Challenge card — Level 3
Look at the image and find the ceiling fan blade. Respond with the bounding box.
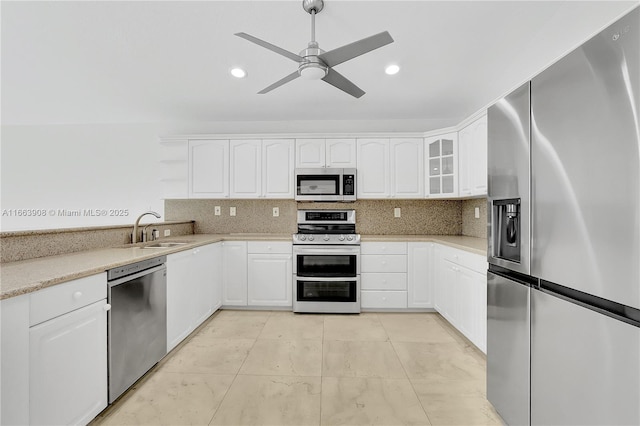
[258,71,301,94]
[322,68,365,98]
[318,31,394,67]
[235,32,304,63]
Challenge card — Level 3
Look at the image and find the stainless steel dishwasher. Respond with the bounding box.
[107,256,167,403]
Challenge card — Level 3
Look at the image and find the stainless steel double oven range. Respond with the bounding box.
[292,210,361,313]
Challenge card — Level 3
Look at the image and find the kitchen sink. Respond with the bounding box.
[142,242,190,249]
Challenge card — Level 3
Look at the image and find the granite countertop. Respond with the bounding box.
[0,233,486,300]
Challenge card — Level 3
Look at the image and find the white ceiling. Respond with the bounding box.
[1,1,637,132]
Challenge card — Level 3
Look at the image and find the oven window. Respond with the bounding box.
[297,280,357,302]
[297,254,357,277]
[297,175,339,195]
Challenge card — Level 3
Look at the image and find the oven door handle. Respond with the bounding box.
[293,247,361,255]
[294,276,360,282]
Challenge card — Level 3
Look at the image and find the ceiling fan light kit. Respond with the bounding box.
[234,0,394,98]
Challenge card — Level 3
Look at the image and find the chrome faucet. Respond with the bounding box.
[132,211,161,243]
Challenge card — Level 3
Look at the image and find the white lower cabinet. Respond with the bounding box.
[361,242,408,309]
[433,244,487,353]
[407,242,435,308]
[28,273,108,426]
[222,241,248,306]
[247,242,292,307]
[167,243,221,352]
[30,299,108,426]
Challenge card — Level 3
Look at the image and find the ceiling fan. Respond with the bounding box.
[234,0,394,98]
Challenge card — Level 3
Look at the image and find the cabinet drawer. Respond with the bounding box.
[30,273,107,326]
[361,255,407,273]
[361,242,407,255]
[440,245,486,274]
[361,291,408,309]
[361,273,407,290]
[248,241,292,254]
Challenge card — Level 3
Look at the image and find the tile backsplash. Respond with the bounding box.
[165,199,481,236]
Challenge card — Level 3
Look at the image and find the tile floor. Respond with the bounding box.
[91,311,503,426]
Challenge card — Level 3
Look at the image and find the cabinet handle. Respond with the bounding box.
[73,291,82,300]
[104,304,112,312]
[268,246,272,250]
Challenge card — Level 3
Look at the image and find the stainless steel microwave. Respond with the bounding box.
[294,168,356,202]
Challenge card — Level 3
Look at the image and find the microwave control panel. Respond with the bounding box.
[343,174,355,195]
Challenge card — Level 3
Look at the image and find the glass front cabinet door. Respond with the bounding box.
[425,132,458,198]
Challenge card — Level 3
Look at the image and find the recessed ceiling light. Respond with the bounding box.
[385,64,400,75]
[230,67,247,78]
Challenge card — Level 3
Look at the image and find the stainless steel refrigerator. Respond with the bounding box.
[487,7,640,426]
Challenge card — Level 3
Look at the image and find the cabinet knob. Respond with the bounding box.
[73,291,82,300]
[268,246,272,250]
[104,304,112,312]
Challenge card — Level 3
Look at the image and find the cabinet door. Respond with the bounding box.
[30,300,108,426]
[192,244,218,326]
[189,140,229,198]
[295,139,326,167]
[357,138,390,198]
[472,268,487,353]
[391,138,424,198]
[263,139,294,198]
[458,125,473,197]
[211,243,223,311]
[222,241,248,306]
[247,254,292,306]
[326,138,357,168]
[458,115,487,197]
[230,140,262,198]
[167,249,196,351]
[407,242,433,308]
[457,265,476,340]
[425,133,458,198]
[471,115,488,195]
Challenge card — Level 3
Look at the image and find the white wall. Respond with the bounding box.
[0,124,165,231]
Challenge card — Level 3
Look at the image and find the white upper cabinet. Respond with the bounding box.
[295,138,356,168]
[390,138,424,198]
[231,139,294,198]
[425,132,458,198]
[230,140,262,198]
[189,140,229,198]
[358,138,423,199]
[295,139,325,167]
[458,114,488,197]
[326,139,357,168]
[357,138,390,198]
[263,139,295,198]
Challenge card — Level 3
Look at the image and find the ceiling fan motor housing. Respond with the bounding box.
[298,42,328,79]
[303,0,324,14]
